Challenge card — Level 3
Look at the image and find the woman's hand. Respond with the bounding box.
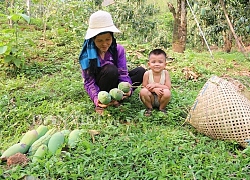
[122,90,132,100]
[97,100,119,108]
[97,101,109,108]
[97,90,132,108]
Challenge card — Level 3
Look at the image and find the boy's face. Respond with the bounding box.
[148,54,166,73]
[94,33,112,53]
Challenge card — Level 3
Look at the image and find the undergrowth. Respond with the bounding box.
[0,1,250,178]
[1,46,250,179]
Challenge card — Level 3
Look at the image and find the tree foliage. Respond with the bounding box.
[187,0,250,50]
[0,0,249,70]
[0,0,161,70]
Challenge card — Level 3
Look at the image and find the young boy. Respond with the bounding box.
[139,49,171,116]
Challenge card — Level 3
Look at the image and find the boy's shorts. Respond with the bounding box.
[139,92,159,108]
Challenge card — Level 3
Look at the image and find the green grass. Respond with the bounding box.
[1,1,250,179]
[1,45,250,179]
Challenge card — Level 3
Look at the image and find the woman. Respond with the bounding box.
[79,10,145,114]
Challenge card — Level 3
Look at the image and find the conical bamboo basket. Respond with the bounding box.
[186,76,250,147]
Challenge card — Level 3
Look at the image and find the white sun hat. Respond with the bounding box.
[85,10,121,39]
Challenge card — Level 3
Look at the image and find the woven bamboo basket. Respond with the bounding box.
[186,75,250,147]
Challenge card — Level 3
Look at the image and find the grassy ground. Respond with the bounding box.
[1,42,250,179]
[0,1,250,178]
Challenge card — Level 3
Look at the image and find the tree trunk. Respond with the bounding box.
[6,0,15,27]
[219,0,247,56]
[26,0,30,16]
[168,0,187,53]
[222,30,232,53]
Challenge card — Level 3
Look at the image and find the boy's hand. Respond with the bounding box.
[154,88,164,97]
[146,84,156,91]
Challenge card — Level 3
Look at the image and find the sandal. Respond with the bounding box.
[159,109,167,114]
[144,108,153,117]
[95,106,104,115]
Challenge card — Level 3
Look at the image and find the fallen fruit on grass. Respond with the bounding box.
[0,143,29,160]
[36,125,49,139]
[28,127,57,155]
[98,91,111,104]
[32,144,47,163]
[68,129,82,148]
[48,132,65,154]
[20,130,39,146]
[61,129,71,136]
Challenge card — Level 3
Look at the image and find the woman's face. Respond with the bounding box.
[94,32,112,53]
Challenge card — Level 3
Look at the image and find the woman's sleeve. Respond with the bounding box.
[116,44,132,84]
[82,70,99,106]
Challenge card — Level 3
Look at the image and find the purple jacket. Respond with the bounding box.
[82,44,132,106]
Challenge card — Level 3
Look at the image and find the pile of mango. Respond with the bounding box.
[98,82,131,104]
[0,125,83,163]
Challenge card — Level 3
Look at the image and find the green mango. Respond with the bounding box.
[98,91,111,104]
[68,129,82,148]
[32,144,47,163]
[118,82,131,93]
[36,125,49,139]
[0,143,29,160]
[48,132,65,154]
[20,130,38,146]
[109,88,123,101]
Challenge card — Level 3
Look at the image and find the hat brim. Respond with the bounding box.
[85,25,121,39]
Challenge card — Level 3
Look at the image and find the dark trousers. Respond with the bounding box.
[96,64,145,92]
